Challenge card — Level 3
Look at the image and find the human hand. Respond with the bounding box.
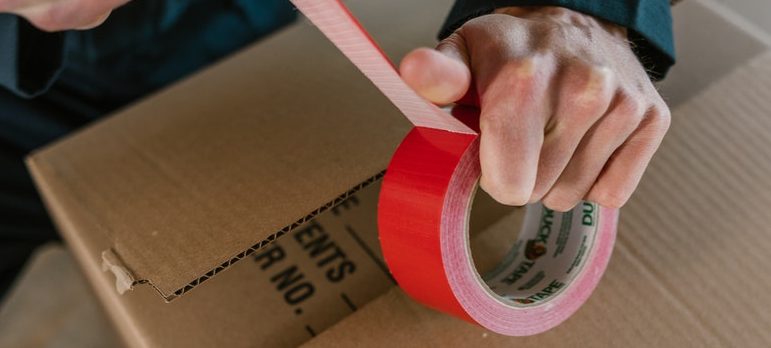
[0,0,129,31]
[400,6,671,211]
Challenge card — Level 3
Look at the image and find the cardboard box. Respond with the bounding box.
[23,0,771,347]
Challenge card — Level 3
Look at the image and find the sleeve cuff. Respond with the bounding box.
[440,0,675,80]
[0,14,66,98]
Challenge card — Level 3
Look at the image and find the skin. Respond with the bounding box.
[401,7,671,211]
[2,3,671,211]
[0,0,127,31]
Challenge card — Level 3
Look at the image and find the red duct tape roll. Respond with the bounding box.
[291,0,619,336]
[379,116,619,335]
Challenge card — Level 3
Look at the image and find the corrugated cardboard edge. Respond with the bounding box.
[26,151,386,301]
[159,171,386,301]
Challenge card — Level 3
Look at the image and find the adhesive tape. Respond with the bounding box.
[291,0,619,336]
[378,112,619,336]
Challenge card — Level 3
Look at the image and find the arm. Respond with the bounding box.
[400,1,674,211]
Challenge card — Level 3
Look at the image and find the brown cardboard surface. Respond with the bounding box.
[303,52,771,347]
[25,0,453,301]
[0,244,122,348]
[657,0,769,106]
[95,183,397,347]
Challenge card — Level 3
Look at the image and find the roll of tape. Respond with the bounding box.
[291,0,619,336]
[379,113,619,335]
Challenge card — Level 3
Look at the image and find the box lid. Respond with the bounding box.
[25,0,443,301]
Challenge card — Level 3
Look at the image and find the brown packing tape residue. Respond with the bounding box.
[101,249,136,295]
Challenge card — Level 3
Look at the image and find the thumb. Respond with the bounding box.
[399,33,471,105]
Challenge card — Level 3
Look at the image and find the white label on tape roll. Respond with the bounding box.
[481,202,598,306]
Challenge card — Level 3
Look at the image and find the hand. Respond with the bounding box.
[400,6,671,211]
[0,0,129,31]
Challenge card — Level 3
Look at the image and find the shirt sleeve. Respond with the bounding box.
[0,14,66,98]
[440,0,675,80]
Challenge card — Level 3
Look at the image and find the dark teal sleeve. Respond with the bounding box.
[441,0,675,80]
[0,14,66,98]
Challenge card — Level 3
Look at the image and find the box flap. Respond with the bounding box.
[25,0,442,300]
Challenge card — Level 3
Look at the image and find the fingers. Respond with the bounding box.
[400,33,471,105]
[11,0,127,32]
[529,63,615,202]
[542,91,647,211]
[478,55,555,206]
[585,104,670,208]
[439,9,670,210]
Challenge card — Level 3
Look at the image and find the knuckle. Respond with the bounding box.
[507,58,538,81]
[584,64,615,85]
[561,63,614,116]
[552,66,615,134]
[652,104,672,132]
[502,55,553,83]
[625,98,647,118]
[616,92,647,123]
